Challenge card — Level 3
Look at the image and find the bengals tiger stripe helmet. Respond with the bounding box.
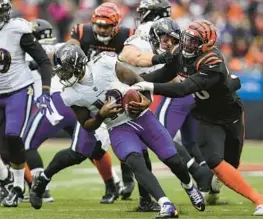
[91,2,121,43]
[181,20,217,58]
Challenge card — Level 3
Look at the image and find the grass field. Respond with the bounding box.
[0,139,262,219]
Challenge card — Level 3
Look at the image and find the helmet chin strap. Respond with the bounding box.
[38,37,56,45]
[182,50,197,58]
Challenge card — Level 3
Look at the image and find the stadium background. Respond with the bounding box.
[11,0,263,140]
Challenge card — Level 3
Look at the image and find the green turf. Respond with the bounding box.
[0,140,262,219]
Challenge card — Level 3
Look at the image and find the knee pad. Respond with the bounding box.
[206,154,223,169]
[6,135,25,165]
[69,149,87,164]
[90,141,105,160]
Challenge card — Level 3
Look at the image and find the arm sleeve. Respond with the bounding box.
[153,71,221,97]
[141,63,177,83]
[20,33,52,88]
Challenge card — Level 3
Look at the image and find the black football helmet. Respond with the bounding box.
[136,0,171,25]
[0,0,11,30]
[30,19,56,44]
[149,17,181,54]
[53,44,88,87]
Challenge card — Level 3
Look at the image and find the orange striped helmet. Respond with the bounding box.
[181,20,217,58]
[91,2,121,42]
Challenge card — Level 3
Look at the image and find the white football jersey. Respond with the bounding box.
[0,18,34,94]
[120,22,163,75]
[26,43,65,99]
[61,52,134,129]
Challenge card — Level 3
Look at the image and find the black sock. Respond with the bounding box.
[163,154,191,184]
[120,161,134,183]
[190,144,205,164]
[126,153,165,201]
[26,149,44,170]
[138,150,152,199]
[44,148,86,179]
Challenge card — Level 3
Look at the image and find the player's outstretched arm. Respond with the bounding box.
[20,33,52,90]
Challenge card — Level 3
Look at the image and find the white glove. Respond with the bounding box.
[131,81,154,92]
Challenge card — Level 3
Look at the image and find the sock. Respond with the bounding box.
[12,168,25,191]
[158,197,171,206]
[190,144,206,164]
[41,172,50,181]
[213,160,263,205]
[93,151,113,181]
[181,179,194,189]
[24,163,32,188]
[120,161,134,183]
[111,167,121,184]
[0,158,8,181]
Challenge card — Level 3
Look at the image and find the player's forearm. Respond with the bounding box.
[119,47,154,67]
[141,65,176,83]
[83,114,104,132]
[153,79,199,97]
[21,33,52,89]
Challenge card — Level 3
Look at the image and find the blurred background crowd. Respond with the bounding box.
[10,0,263,74]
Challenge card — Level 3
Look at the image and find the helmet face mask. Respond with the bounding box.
[0,0,11,29]
[181,20,217,58]
[149,18,181,54]
[54,44,87,88]
[91,2,121,43]
[31,19,56,45]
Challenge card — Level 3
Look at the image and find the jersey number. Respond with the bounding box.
[0,48,11,73]
[92,89,123,120]
[193,90,210,100]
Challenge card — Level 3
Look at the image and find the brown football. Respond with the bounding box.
[122,89,141,117]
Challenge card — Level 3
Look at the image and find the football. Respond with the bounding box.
[122,89,141,117]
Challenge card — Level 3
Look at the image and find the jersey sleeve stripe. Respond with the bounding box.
[207,59,222,65]
[204,56,222,65]
[78,24,84,40]
[196,52,216,71]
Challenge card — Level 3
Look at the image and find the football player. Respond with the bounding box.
[119,15,213,195]
[24,18,121,205]
[30,43,206,218]
[68,2,135,198]
[0,0,52,207]
[132,20,263,216]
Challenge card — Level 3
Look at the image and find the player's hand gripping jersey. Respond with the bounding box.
[61,52,135,129]
[0,18,34,93]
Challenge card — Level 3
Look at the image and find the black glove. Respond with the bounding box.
[151,51,174,65]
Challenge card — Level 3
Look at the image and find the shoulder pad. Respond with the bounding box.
[9,18,32,34]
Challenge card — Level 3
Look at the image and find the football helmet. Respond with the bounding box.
[54,44,87,87]
[91,2,121,43]
[136,0,171,25]
[181,20,217,58]
[30,19,56,45]
[0,0,11,30]
[149,17,181,54]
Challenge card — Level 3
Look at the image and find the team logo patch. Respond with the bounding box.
[27,87,34,95]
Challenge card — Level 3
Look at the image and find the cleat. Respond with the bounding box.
[156,202,178,218]
[182,183,205,211]
[0,170,13,203]
[30,172,49,210]
[211,175,223,193]
[121,181,135,200]
[1,186,23,207]
[42,190,54,203]
[136,196,161,212]
[253,204,263,216]
[206,190,227,205]
[115,181,124,196]
[100,184,118,204]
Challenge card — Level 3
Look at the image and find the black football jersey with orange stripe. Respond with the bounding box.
[144,47,243,124]
[71,23,134,60]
